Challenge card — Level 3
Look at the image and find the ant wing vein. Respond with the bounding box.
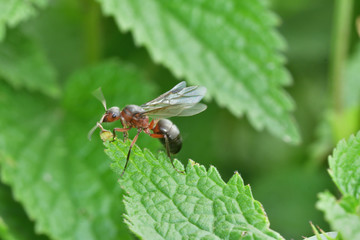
[142,103,207,118]
[140,81,207,118]
[142,84,206,107]
[144,81,187,105]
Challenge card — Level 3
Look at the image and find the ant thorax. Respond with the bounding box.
[121,105,149,128]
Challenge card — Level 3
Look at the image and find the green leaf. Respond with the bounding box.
[0,0,48,41]
[104,139,284,240]
[0,60,157,240]
[0,217,17,240]
[21,0,95,78]
[304,222,339,240]
[328,131,360,199]
[317,192,360,240]
[317,132,360,240]
[0,29,60,98]
[97,0,300,144]
[0,183,47,240]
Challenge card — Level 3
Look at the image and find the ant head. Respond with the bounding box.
[88,88,121,140]
[91,88,122,123]
[103,106,121,122]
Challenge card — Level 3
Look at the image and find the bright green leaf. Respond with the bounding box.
[317,132,360,240]
[97,0,300,144]
[0,60,158,240]
[0,0,48,41]
[0,29,59,98]
[104,139,284,240]
[328,131,360,199]
[317,192,360,240]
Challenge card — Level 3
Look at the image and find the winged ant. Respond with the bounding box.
[88,81,207,176]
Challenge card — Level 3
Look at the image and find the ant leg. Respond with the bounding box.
[164,135,184,174]
[149,119,159,130]
[112,127,132,141]
[123,131,129,141]
[120,128,142,177]
[97,122,109,132]
[149,133,164,138]
[88,122,109,140]
[150,134,184,174]
[119,118,129,141]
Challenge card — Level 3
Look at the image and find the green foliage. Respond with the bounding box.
[0,60,158,240]
[303,223,339,240]
[344,42,360,109]
[317,192,360,240]
[328,132,360,198]
[331,42,360,142]
[0,183,48,240]
[317,132,360,240]
[0,217,16,240]
[0,30,59,98]
[310,42,360,163]
[0,0,359,239]
[0,0,48,41]
[105,139,284,240]
[96,0,300,144]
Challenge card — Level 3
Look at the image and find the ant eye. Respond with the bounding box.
[112,114,117,118]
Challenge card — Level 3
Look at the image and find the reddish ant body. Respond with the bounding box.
[88,81,206,176]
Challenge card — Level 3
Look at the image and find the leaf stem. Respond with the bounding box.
[82,0,103,64]
[330,0,354,113]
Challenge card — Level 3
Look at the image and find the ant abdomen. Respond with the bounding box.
[156,119,182,154]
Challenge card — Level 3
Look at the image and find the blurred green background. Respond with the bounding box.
[1,0,360,239]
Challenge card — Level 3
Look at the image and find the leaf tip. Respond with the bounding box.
[227,171,245,186]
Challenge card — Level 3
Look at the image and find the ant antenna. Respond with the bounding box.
[92,87,107,110]
[88,116,106,140]
[88,88,108,140]
[88,123,99,140]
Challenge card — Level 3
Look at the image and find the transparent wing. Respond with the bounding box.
[142,82,206,107]
[140,81,207,118]
[142,103,207,118]
[92,87,107,110]
[143,81,187,106]
[177,103,207,116]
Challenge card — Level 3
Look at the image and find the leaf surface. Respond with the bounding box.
[0,60,157,240]
[0,0,47,41]
[317,192,360,240]
[317,131,360,240]
[328,131,360,198]
[0,217,16,240]
[0,183,47,240]
[0,30,59,98]
[105,139,284,240]
[97,0,300,144]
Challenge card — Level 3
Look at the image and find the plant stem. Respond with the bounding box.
[83,0,103,64]
[330,0,354,113]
